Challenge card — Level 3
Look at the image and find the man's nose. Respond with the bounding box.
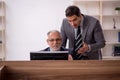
[53,40,57,44]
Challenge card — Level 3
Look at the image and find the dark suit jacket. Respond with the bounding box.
[60,15,106,60]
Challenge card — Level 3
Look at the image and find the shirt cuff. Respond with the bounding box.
[87,45,91,52]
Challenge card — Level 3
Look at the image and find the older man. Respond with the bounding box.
[42,30,73,60]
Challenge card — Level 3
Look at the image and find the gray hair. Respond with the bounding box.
[47,30,61,37]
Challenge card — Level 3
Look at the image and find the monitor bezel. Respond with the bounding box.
[30,51,69,60]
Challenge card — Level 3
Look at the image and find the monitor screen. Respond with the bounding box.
[30,51,68,60]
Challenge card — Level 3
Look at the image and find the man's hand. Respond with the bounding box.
[77,43,89,54]
[68,54,73,61]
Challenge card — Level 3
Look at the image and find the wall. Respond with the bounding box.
[5,0,73,60]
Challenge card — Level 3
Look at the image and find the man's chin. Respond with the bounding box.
[74,26,78,28]
[52,48,59,51]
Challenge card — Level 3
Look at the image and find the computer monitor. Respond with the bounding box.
[30,51,69,60]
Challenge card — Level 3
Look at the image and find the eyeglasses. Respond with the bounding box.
[48,38,62,42]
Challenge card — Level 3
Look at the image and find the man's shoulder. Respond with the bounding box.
[84,14,98,21]
[62,18,68,22]
[62,18,72,28]
[63,18,67,20]
[41,47,50,51]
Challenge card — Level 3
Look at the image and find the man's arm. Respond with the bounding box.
[90,20,106,51]
[60,19,67,47]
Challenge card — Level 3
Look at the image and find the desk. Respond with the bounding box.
[1,60,120,80]
[0,65,5,80]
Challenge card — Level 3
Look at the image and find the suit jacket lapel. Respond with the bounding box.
[82,15,89,41]
[47,47,50,51]
[72,27,75,39]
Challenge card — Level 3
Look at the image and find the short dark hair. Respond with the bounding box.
[65,5,81,17]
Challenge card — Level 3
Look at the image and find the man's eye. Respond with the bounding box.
[49,39,54,42]
[48,38,61,42]
[56,39,61,41]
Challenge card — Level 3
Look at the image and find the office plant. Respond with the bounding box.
[115,7,120,14]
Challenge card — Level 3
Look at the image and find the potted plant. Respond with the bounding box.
[115,7,120,14]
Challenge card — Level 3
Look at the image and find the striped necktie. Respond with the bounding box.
[75,26,83,52]
[74,26,83,59]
